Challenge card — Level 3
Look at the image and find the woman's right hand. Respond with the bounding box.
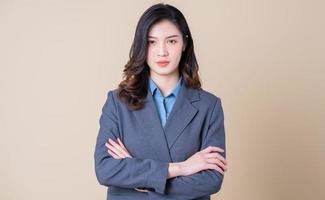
[180,146,228,176]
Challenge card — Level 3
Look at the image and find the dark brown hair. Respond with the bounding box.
[117,3,201,110]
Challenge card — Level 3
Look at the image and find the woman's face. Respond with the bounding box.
[146,19,185,79]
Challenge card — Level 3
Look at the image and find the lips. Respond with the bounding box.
[156,61,170,67]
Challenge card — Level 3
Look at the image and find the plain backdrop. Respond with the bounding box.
[1,0,324,199]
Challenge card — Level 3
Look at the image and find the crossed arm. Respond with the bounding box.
[94,91,227,199]
[106,138,226,192]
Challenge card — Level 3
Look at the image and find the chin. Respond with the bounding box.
[151,68,177,76]
[148,62,178,76]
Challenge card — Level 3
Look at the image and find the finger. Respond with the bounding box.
[207,158,227,171]
[106,142,126,158]
[107,148,120,159]
[204,153,228,165]
[117,138,130,154]
[109,138,125,152]
[106,143,120,158]
[207,164,224,175]
[108,138,129,157]
[117,138,132,158]
[203,146,225,153]
[117,138,127,149]
[105,144,120,159]
[201,146,224,153]
[135,188,149,192]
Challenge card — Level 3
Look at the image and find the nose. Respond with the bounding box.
[158,42,168,57]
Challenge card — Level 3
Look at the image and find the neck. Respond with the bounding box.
[150,71,180,97]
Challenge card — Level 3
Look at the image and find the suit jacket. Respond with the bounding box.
[94,82,226,200]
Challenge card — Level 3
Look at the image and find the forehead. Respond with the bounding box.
[148,19,182,38]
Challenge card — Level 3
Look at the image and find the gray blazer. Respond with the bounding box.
[94,83,226,200]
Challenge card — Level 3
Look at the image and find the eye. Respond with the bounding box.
[147,40,155,45]
[168,39,177,44]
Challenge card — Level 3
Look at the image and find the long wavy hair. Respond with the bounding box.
[117,3,201,110]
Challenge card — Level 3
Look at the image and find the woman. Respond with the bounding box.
[94,3,228,200]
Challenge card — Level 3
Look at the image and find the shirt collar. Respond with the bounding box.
[149,76,183,97]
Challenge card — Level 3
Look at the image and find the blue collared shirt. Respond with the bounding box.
[149,77,183,127]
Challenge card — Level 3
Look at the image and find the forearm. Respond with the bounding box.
[135,161,183,193]
[163,161,223,198]
[95,156,169,194]
[163,169,224,199]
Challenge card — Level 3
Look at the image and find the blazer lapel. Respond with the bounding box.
[133,89,172,162]
[133,83,200,162]
[163,83,200,150]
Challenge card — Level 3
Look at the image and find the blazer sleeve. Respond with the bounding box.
[160,97,226,199]
[94,91,169,194]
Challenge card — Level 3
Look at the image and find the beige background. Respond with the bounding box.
[1,0,324,199]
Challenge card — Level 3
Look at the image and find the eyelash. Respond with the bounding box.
[169,39,177,44]
[147,40,177,45]
[147,40,155,44]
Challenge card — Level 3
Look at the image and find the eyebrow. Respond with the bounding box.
[148,34,180,39]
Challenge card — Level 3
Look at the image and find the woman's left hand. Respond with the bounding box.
[105,138,132,159]
[105,138,148,193]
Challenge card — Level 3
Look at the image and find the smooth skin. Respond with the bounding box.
[106,19,228,192]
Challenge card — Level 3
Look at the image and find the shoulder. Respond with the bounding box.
[185,86,223,115]
[107,88,119,99]
[195,88,224,121]
[197,88,221,106]
[100,89,120,111]
[104,88,132,111]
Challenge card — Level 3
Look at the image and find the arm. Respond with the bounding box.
[161,98,226,199]
[94,91,169,194]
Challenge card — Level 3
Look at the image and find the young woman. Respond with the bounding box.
[94,3,228,200]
